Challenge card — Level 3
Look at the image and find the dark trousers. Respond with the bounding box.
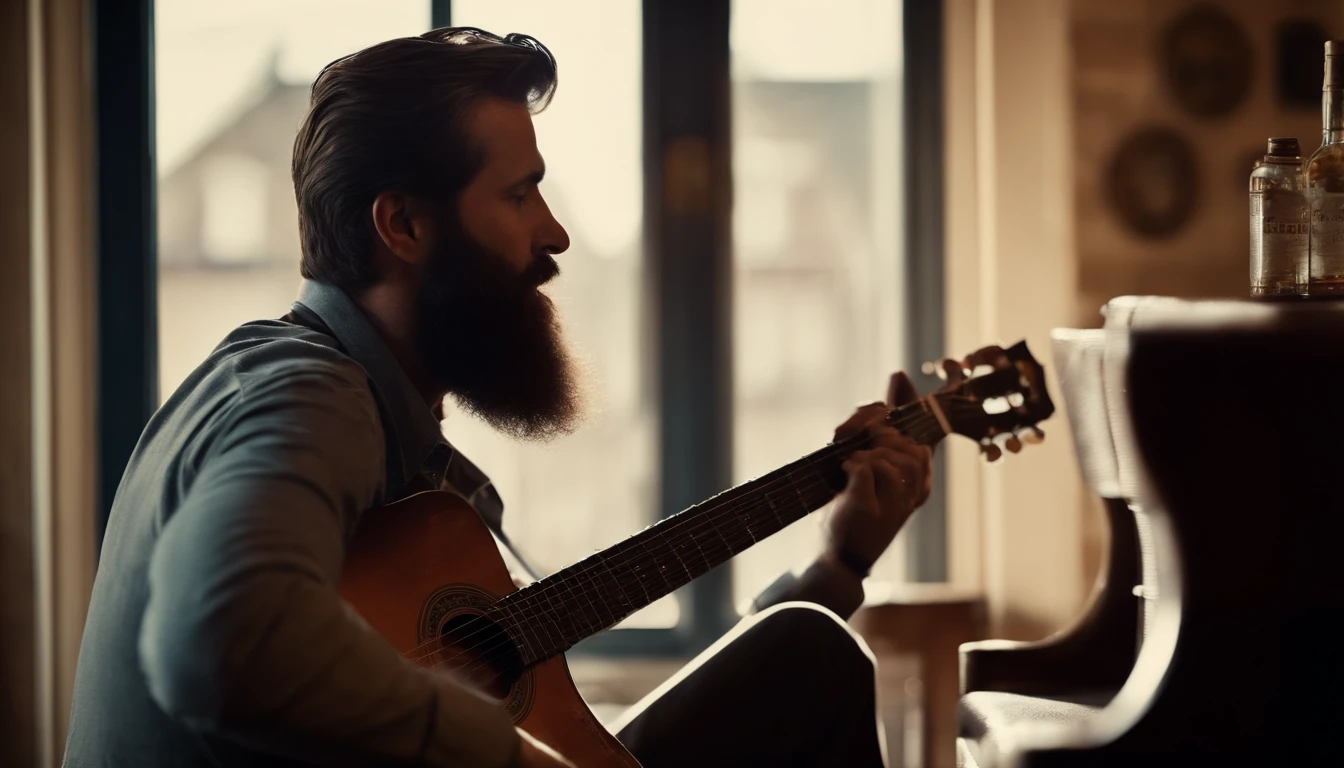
[611,603,887,768]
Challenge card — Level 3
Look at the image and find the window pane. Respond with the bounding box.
[730,0,907,608]
[157,1,429,398]
[416,2,669,626]
[156,1,664,625]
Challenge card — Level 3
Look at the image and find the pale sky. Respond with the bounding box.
[155,0,429,174]
[155,0,897,259]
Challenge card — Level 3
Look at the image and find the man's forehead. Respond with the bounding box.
[466,98,542,177]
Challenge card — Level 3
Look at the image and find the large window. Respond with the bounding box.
[730,0,907,605]
[445,0,666,626]
[152,0,921,644]
[155,0,667,628]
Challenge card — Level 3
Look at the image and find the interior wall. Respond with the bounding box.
[942,0,985,600]
[947,0,1341,640]
[0,0,36,764]
[944,0,1086,640]
[19,0,99,764]
[42,0,99,757]
[1073,0,1342,319]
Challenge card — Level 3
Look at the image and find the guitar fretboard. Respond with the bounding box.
[493,399,949,666]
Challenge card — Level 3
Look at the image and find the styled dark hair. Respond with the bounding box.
[292,27,557,288]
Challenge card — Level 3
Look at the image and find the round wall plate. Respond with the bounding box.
[1160,4,1254,119]
[1106,126,1200,238]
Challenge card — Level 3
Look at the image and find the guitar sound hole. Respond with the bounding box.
[437,613,523,701]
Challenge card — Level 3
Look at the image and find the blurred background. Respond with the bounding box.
[3,0,1338,766]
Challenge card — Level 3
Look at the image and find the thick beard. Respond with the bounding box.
[416,221,582,442]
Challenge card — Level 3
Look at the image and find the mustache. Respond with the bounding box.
[522,254,560,289]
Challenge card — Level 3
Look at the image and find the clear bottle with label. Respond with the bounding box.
[1250,138,1307,297]
[1307,41,1344,295]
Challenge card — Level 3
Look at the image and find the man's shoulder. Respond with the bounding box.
[163,319,377,421]
[180,321,387,465]
[212,319,369,389]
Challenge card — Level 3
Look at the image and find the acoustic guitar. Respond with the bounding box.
[338,341,1055,767]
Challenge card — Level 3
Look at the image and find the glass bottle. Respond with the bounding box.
[1250,138,1307,297]
[1306,41,1344,296]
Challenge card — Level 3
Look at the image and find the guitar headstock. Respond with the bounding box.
[921,341,1055,462]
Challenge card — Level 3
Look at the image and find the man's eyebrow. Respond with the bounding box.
[509,166,546,189]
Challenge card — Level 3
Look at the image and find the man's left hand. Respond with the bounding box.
[823,371,934,578]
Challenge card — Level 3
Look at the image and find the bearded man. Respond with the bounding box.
[64,28,933,768]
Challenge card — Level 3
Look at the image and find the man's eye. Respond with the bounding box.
[510,191,529,205]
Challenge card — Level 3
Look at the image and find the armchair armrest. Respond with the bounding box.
[961,498,1141,696]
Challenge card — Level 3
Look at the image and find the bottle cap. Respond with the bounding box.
[1267,137,1301,158]
[1327,41,1344,88]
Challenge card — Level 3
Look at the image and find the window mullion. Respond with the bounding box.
[644,0,736,652]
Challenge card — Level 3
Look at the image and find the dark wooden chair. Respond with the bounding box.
[957,296,1344,766]
[956,307,1149,768]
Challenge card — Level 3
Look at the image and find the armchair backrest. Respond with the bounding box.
[1013,298,1344,763]
[1050,328,1120,500]
[1098,296,1186,640]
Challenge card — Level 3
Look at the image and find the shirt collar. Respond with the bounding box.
[294,279,444,491]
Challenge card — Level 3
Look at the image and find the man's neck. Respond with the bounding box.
[351,283,448,410]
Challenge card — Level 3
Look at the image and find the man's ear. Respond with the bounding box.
[371,191,432,266]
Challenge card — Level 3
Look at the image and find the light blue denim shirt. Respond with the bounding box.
[64,279,518,768]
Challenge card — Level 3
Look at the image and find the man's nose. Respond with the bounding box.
[538,200,570,257]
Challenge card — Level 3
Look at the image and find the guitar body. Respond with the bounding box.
[338,491,640,768]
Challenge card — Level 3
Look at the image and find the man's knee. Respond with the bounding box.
[744,602,877,678]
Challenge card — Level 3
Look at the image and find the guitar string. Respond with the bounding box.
[434,413,967,688]
[420,455,851,669]
[443,418,956,687]
[452,388,1043,684]
[404,436,865,669]
[418,413,957,679]
[400,399,988,669]
[394,405,932,665]
[402,398,989,670]
[395,402,952,666]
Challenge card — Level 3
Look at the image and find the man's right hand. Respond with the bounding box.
[514,728,577,768]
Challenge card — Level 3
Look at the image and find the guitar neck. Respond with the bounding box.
[496,398,948,665]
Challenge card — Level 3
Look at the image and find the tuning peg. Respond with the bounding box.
[962,345,1010,372]
[1004,435,1023,454]
[982,443,1002,462]
[923,359,970,385]
[1021,426,1045,444]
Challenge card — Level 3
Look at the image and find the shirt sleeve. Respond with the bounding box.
[137,354,520,768]
[748,557,866,620]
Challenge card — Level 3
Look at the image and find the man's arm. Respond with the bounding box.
[137,356,520,767]
[751,376,936,620]
[748,556,868,620]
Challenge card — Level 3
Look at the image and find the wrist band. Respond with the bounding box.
[836,550,872,579]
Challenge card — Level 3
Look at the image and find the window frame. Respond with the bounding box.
[94,0,159,549]
[98,0,944,658]
[901,0,948,582]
